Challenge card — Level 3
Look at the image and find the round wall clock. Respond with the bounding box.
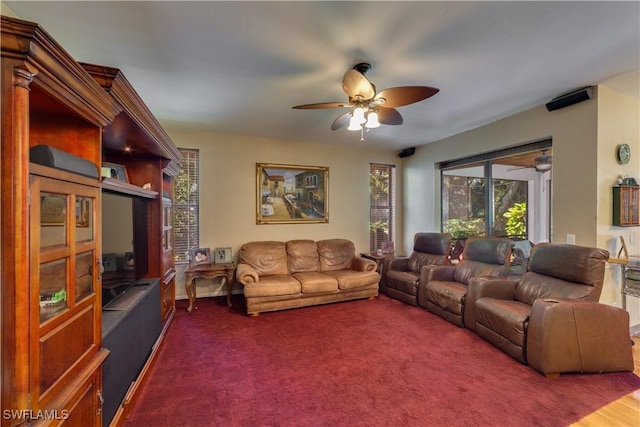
[617,143,631,164]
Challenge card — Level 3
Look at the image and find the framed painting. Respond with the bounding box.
[256,163,329,224]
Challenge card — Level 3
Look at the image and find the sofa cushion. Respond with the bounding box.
[515,271,595,306]
[322,270,379,290]
[240,241,288,276]
[287,240,320,273]
[386,270,420,295]
[242,274,301,297]
[293,272,338,293]
[475,298,531,348]
[318,239,355,272]
[424,281,467,315]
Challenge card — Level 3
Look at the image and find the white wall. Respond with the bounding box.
[162,130,400,300]
[596,86,640,323]
[403,85,640,325]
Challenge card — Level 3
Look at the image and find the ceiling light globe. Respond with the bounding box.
[347,116,362,131]
[365,111,380,128]
[352,107,366,125]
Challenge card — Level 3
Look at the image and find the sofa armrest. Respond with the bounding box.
[527,298,634,377]
[463,277,518,330]
[352,256,377,272]
[388,257,409,272]
[236,263,260,285]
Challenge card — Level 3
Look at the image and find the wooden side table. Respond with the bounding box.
[184,262,235,313]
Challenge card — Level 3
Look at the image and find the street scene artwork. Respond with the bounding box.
[257,163,328,224]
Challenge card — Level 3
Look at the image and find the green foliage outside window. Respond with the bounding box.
[503,202,527,237]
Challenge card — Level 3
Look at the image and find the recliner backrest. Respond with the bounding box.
[514,243,609,305]
[453,237,513,285]
[407,232,451,273]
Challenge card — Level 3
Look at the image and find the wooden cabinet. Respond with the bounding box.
[613,186,639,226]
[81,63,182,325]
[2,16,181,427]
[1,16,120,426]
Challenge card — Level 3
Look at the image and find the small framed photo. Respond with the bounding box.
[123,252,135,270]
[381,241,395,254]
[214,247,232,264]
[102,162,129,183]
[189,248,211,265]
[102,253,117,272]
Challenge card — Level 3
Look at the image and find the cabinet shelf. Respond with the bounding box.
[101,177,158,199]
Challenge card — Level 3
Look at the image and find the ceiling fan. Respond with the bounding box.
[508,150,553,173]
[292,63,439,140]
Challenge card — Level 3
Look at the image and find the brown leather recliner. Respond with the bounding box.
[384,233,451,306]
[418,236,513,327]
[471,243,634,376]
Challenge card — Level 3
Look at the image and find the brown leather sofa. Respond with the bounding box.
[418,236,513,327]
[470,243,634,376]
[236,239,379,315]
[384,232,451,306]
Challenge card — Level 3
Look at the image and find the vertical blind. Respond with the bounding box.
[173,149,200,263]
[370,163,396,253]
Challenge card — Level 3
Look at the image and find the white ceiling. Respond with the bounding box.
[4,1,639,151]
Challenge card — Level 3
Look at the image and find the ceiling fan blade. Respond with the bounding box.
[374,86,439,108]
[377,107,403,125]
[342,69,375,100]
[292,102,351,109]
[331,112,351,131]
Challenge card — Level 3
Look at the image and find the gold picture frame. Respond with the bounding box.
[256,163,329,224]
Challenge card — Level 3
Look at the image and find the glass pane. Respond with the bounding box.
[442,165,486,240]
[75,251,93,301]
[492,178,528,238]
[40,258,68,322]
[40,192,67,249]
[75,196,93,243]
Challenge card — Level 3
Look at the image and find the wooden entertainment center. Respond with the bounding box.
[1,16,181,426]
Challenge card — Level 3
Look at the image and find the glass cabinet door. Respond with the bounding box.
[34,185,98,323]
[29,171,101,408]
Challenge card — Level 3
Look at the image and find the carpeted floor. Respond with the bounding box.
[124,294,640,427]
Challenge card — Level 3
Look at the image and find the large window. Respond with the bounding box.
[441,140,552,245]
[370,163,396,253]
[174,149,200,263]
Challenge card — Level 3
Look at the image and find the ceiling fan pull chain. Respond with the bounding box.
[360,126,364,143]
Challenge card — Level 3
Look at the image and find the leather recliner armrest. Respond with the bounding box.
[527,298,634,377]
[352,256,377,272]
[464,277,518,330]
[388,257,409,272]
[236,263,260,285]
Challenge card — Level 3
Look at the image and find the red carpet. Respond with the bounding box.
[124,294,640,426]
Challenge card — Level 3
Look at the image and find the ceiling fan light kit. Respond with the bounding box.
[293,62,439,141]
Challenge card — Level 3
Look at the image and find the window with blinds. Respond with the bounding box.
[173,149,200,263]
[370,163,396,253]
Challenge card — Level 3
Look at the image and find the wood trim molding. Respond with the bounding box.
[81,63,182,163]
[1,16,122,127]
